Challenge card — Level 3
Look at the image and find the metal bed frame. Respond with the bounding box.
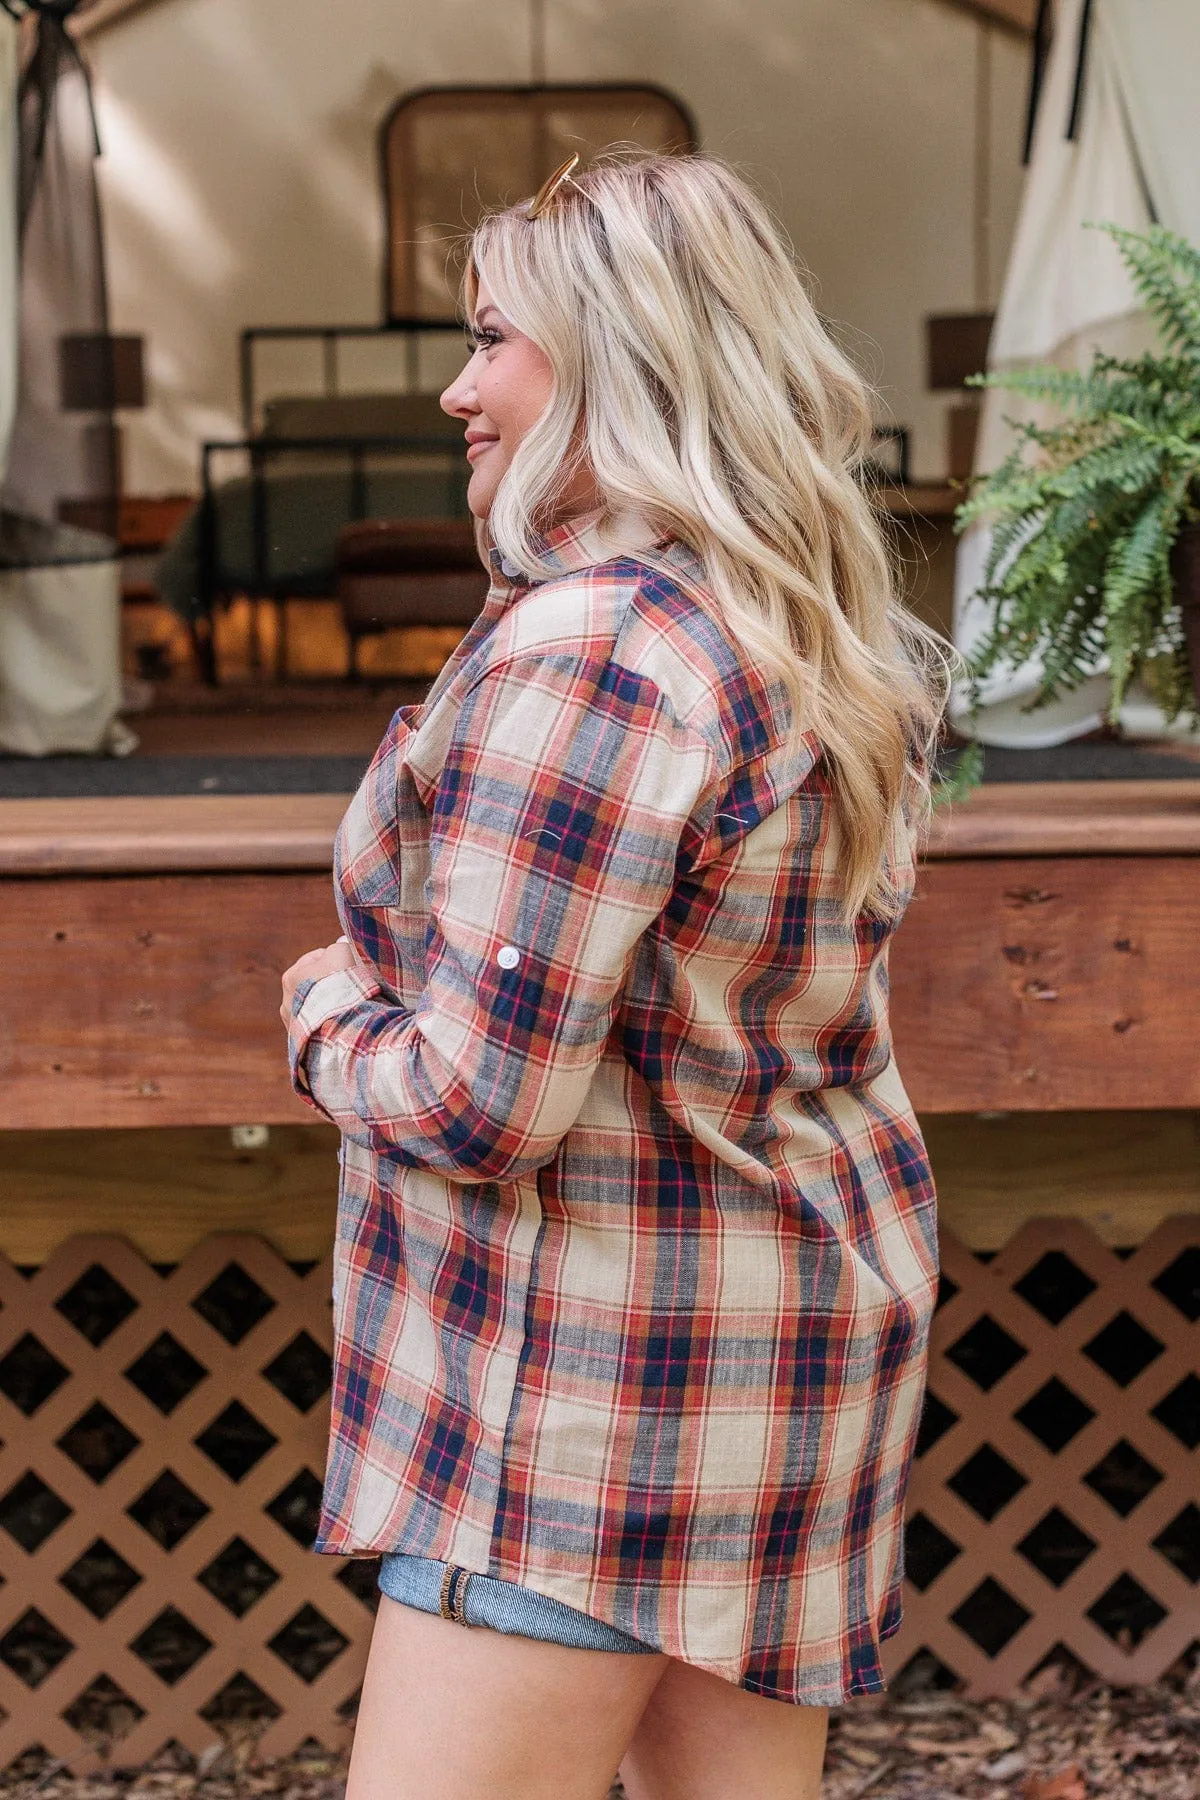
[191,320,910,681]
[194,429,469,683]
[194,321,466,680]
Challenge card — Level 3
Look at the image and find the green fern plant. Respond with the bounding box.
[953,221,1200,756]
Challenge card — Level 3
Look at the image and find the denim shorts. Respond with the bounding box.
[377,1552,657,1654]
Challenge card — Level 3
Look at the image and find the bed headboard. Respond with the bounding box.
[380,83,696,322]
[259,391,462,442]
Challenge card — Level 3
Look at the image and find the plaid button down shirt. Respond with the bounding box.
[288,511,937,1704]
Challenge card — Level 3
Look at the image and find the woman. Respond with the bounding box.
[281,152,947,1800]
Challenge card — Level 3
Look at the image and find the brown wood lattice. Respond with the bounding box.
[890,1217,1199,1695]
[0,1236,364,1772]
[0,1222,1196,1771]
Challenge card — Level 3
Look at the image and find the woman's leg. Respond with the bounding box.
[345,1592,670,1800]
[618,1658,829,1800]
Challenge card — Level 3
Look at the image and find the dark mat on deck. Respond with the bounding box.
[0,739,1196,799]
[939,741,1200,785]
[0,755,373,798]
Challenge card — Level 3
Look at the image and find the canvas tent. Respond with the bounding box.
[953,0,1200,746]
[0,13,17,476]
[0,1,126,757]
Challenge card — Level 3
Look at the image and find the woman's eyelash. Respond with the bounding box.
[468,326,502,352]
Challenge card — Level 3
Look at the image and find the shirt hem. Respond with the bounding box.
[312,1525,904,1709]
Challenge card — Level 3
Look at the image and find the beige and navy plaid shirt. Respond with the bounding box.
[288,511,937,1704]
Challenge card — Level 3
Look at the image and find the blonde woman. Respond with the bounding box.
[281,152,946,1800]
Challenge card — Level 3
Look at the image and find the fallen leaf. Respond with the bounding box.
[904,1732,997,1756]
[1022,1766,1087,1800]
[1022,1664,1074,1704]
[193,1745,228,1782]
[848,1763,895,1798]
[838,1743,883,1768]
[984,1750,1028,1780]
[903,1733,959,1756]
[837,1721,897,1742]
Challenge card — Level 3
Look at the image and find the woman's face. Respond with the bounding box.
[440,275,595,522]
[440,279,554,520]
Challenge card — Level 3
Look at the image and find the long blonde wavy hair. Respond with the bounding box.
[465,152,949,920]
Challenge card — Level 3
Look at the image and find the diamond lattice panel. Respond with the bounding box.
[2,1222,1197,1766]
[886,1217,1200,1697]
[0,1237,371,1772]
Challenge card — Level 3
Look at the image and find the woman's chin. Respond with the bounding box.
[466,467,499,520]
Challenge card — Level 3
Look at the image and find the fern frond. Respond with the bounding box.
[968,364,1097,410]
[1100,221,1200,361]
[933,739,984,806]
[1101,475,1190,712]
[952,223,1200,722]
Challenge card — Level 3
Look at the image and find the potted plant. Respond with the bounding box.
[948,221,1200,788]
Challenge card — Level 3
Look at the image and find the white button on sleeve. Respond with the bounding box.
[497,945,521,969]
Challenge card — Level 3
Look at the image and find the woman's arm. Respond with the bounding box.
[285,648,716,1182]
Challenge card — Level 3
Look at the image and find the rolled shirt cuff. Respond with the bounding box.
[287,965,384,1108]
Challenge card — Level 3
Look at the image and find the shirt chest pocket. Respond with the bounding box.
[335,717,445,996]
[335,720,425,925]
[335,723,408,910]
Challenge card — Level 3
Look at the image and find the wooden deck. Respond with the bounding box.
[0,794,347,875]
[1,779,1197,1127]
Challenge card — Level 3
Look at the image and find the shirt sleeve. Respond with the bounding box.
[287,648,717,1182]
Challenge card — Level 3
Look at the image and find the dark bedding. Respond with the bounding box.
[156,461,471,621]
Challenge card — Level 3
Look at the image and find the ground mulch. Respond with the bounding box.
[819,1657,1200,1799]
[2,1659,1196,1799]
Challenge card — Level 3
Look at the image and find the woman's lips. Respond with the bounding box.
[466,437,500,463]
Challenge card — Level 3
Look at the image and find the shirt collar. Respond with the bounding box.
[487,507,669,586]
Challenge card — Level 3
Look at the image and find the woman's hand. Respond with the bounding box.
[280,938,363,1026]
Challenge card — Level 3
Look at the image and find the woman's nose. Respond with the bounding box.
[440,360,479,419]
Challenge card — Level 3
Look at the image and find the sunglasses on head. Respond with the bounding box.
[524,153,582,220]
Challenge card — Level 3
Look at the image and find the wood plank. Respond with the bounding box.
[890,856,1200,1110]
[115,494,196,549]
[0,794,346,875]
[3,780,1200,877]
[924,780,1200,859]
[60,493,195,549]
[0,871,339,1128]
[4,1112,1193,1262]
[0,1125,339,1264]
[1,853,1196,1128]
[922,1110,1200,1247]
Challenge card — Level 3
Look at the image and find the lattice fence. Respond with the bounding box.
[0,1222,1196,1772]
[0,1236,369,1773]
[892,1217,1199,1696]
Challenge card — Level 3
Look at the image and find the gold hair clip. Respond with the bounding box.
[525,153,581,220]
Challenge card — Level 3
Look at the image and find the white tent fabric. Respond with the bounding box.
[952,0,1200,747]
[0,552,123,755]
[0,10,129,758]
[1106,0,1200,250]
[0,15,18,483]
